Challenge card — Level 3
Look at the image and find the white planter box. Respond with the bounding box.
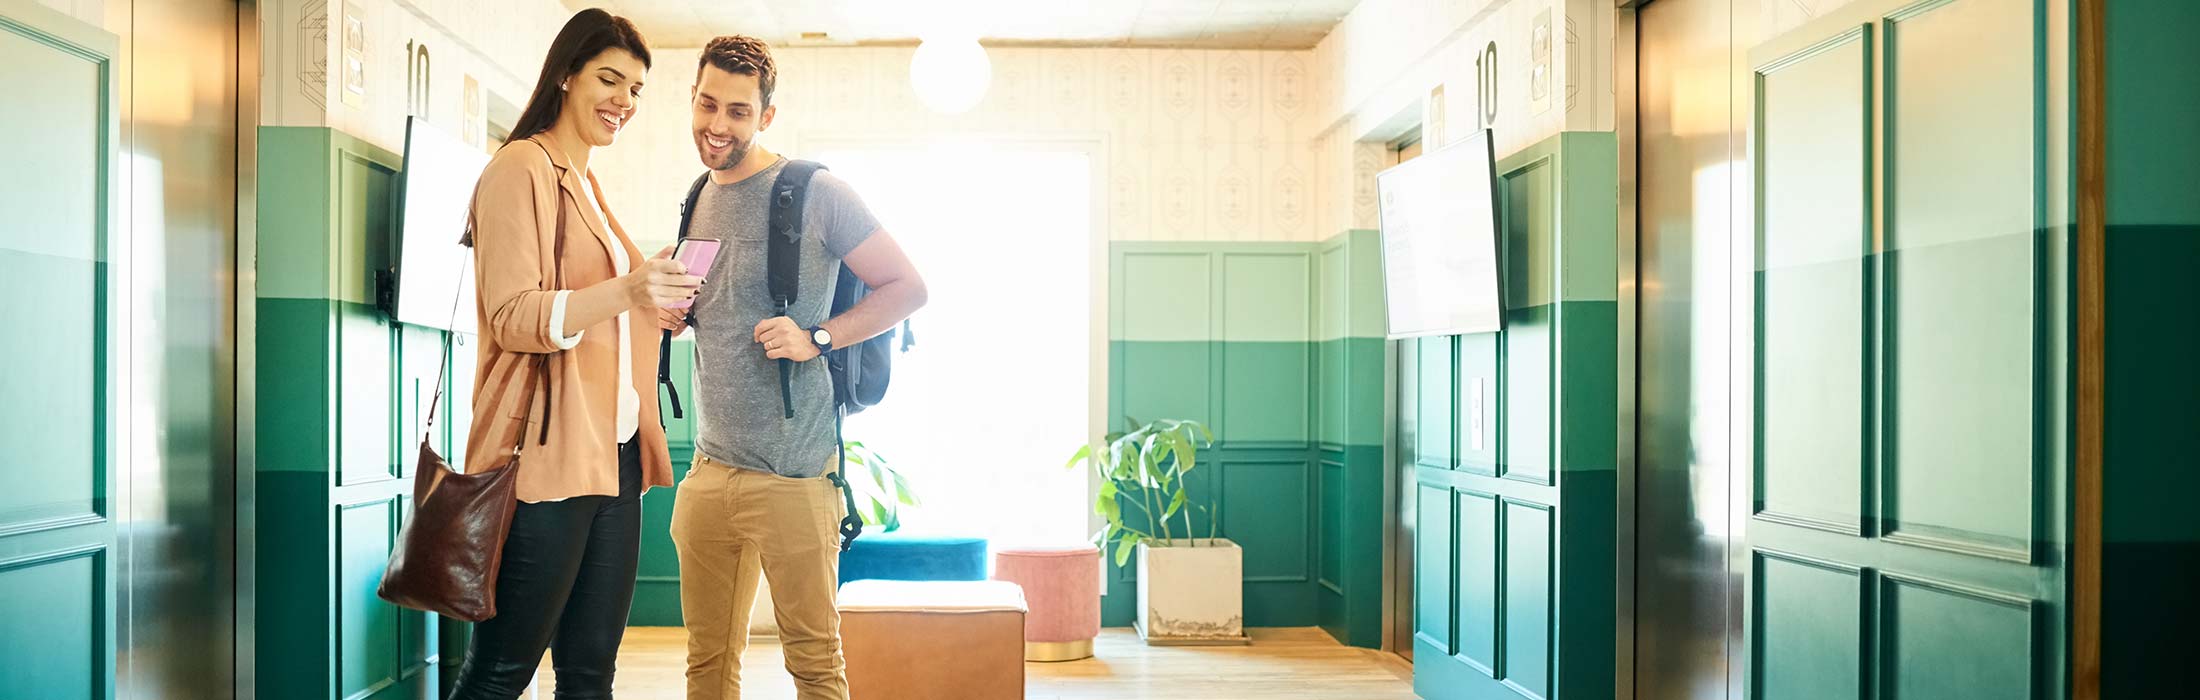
[1134,538,1247,644]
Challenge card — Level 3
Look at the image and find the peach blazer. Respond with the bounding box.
[462,136,674,502]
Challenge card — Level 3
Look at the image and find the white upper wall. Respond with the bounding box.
[263,0,575,153]
[588,46,1326,249]
[1309,0,1617,232]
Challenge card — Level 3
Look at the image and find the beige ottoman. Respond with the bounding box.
[837,579,1028,700]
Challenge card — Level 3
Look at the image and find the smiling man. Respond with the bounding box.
[659,35,926,700]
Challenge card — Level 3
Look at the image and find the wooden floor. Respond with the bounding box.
[532,627,1417,699]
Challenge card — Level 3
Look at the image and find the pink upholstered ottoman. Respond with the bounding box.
[992,544,1102,661]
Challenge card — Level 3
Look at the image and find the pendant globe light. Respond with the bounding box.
[910,29,991,114]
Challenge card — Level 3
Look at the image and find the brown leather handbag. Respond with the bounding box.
[377,151,569,621]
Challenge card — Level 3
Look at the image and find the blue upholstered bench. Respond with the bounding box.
[837,532,988,584]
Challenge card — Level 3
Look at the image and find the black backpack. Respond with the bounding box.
[657,160,908,550]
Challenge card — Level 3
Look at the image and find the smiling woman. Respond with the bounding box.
[434,8,701,700]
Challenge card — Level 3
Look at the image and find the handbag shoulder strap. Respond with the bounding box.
[424,139,569,453]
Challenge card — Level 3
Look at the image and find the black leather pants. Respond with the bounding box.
[450,440,643,700]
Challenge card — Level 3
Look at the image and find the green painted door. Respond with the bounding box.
[1410,133,1619,700]
[0,3,119,699]
[1743,0,2068,697]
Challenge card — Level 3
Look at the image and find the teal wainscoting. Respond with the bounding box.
[256,127,449,700]
[1106,235,1392,647]
[1401,132,1621,700]
[2102,0,2200,695]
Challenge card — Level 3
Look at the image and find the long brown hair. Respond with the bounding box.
[509,9,651,142]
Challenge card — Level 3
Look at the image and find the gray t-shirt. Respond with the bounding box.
[687,158,878,477]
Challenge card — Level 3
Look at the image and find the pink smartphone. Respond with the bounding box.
[667,238,721,309]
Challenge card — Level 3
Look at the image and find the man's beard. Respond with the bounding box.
[703,133,751,171]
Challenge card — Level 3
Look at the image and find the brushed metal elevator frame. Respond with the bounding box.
[235,1,261,697]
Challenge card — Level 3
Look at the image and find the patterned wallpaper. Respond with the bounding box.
[223,0,1644,245]
[589,46,1329,248]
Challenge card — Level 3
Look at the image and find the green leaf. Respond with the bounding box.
[1066,444,1092,470]
[1164,488,1187,518]
[1114,533,1144,567]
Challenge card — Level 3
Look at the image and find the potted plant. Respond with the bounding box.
[843,440,918,532]
[1066,418,1245,644]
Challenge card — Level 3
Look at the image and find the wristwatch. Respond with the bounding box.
[808,326,833,352]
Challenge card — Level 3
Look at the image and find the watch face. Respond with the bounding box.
[813,329,832,346]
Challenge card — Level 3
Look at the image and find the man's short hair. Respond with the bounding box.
[698,35,777,107]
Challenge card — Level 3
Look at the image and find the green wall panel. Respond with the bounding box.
[2103,2,2200,695]
[1221,460,1310,582]
[1456,491,1498,675]
[338,497,401,699]
[1503,159,1557,309]
[1734,3,2070,698]
[0,250,101,523]
[1220,252,1311,342]
[0,16,120,697]
[255,128,445,699]
[2105,2,2200,226]
[1499,501,1553,699]
[1456,333,1498,472]
[1880,576,2034,700]
[1221,342,1310,443]
[256,471,334,698]
[256,127,335,300]
[1417,337,1455,469]
[338,309,398,486]
[1117,341,1212,428]
[1319,459,1343,592]
[1342,338,1388,448]
[1500,307,1552,484]
[1750,552,1863,699]
[1415,484,1454,653]
[1318,244,1348,342]
[1755,26,1870,534]
[1317,339,1346,444]
[1411,132,1620,700]
[0,547,105,699]
[256,299,333,472]
[1345,230,1389,338]
[1882,0,2036,556]
[1118,252,1212,342]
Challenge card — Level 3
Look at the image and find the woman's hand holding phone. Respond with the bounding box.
[625,249,701,308]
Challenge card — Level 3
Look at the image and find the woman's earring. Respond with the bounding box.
[560,82,569,91]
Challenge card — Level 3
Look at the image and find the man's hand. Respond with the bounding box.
[657,308,689,334]
[755,316,821,362]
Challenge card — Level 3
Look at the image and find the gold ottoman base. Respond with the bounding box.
[1025,639,1094,662]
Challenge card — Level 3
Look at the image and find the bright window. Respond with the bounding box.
[812,142,1094,549]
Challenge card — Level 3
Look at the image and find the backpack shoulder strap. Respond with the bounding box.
[766,160,827,306]
[676,172,710,241]
[658,171,713,423]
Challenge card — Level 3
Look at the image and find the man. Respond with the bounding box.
[660,35,926,700]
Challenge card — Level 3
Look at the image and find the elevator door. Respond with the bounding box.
[1638,0,2074,698]
[1635,0,1738,697]
[0,1,240,698]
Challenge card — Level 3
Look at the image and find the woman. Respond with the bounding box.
[451,9,693,698]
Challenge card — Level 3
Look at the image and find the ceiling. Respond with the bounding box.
[571,0,1362,50]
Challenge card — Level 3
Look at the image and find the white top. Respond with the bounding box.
[835,580,1030,614]
[546,176,641,446]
